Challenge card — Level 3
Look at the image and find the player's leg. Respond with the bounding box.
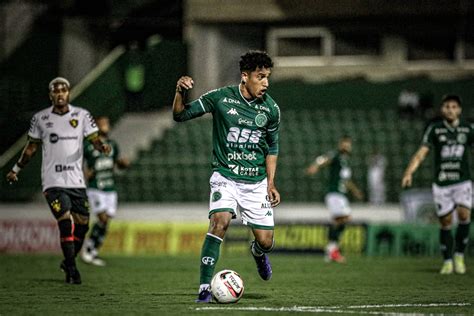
[70,189,90,257]
[250,229,274,280]
[237,178,275,280]
[433,183,456,274]
[196,172,237,303]
[43,188,80,284]
[325,193,351,263]
[83,191,117,266]
[452,181,472,274]
[197,212,233,302]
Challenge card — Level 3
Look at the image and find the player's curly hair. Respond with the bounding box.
[239,50,273,72]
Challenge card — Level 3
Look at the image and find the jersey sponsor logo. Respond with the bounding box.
[435,128,448,134]
[255,113,268,127]
[46,122,54,128]
[439,135,447,142]
[228,164,259,176]
[440,162,461,170]
[238,118,253,126]
[69,119,79,128]
[441,144,464,159]
[50,133,79,143]
[55,165,75,172]
[50,133,59,143]
[227,108,239,115]
[71,112,79,117]
[227,151,257,161]
[201,256,216,266]
[41,114,49,121]
[210,181,227,188]
[222,97,241,105]
[264,210,273,215]
[255,105,270,112]
[438,171,460,182]
[212,191,222,202]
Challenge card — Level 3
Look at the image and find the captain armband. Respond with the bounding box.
[12,163,22,174]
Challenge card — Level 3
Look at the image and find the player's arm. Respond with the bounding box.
[346,180,364,201]
[266,154,280,207]
[83,163,94,181]
[401,145,430,188]
[116,157,130,169]
[172,76,194,119]
[6,139,40,183]
[88,133,111,155]
[305,155,331,175]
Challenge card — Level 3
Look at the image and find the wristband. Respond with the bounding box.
[12,163,22,174]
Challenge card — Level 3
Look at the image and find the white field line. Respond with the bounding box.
[195,302,471,314]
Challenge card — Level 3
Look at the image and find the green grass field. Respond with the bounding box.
[0,254,472,315]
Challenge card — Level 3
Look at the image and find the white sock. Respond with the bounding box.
[199,284,210,293]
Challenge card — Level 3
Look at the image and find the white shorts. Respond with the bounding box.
[87,189,118,217]
[432,180,472,217]
[325,192,351,218]
[209,172,274,230]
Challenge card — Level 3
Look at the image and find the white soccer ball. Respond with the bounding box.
[210,269,245,304]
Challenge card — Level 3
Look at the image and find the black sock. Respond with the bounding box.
[440,228,453,260]
[328,224,346,243]
[455,222,470,253]
[90,221,108,250]
[58,219,75,266]
[74,223,89,256]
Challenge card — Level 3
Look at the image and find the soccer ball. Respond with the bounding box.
[210,269,244,303]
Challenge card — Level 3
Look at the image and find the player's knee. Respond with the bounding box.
[57,211,71,222]
[98,212,109,224]
[457,207,471,223]
[72,213,90,225]
[255,237,274,253]
[439,213,453,228]
[209,220,230,235]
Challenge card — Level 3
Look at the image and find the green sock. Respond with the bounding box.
[455,222,470,253]
[440,228,453,260]
[199,234,222,285]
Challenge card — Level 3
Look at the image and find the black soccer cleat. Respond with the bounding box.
[60,260,82,284]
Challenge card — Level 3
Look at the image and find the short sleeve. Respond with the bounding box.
[421,124,435,147]
[266,103,280,155]
[83,110,99,138]
[27,114,42,141]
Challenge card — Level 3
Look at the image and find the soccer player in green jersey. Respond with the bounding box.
[306,135,364,263]
[81,116,129,266]
[172,51,281,303]
[402,95,473,275]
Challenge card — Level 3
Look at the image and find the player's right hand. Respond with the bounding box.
[6,171,18,184]
[401,174,412,188]
[176,76,194,92]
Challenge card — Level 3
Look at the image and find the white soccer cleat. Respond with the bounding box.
[91,257,106,267]
[81,248,94,264]
[454,254,466,274]
[440,260,453,275]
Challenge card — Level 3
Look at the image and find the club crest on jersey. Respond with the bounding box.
[69,119,79,128]
[457,134,467,144]
[212,191,222,202]
[255,113,268,127]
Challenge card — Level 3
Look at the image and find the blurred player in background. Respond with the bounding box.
[5,77,110,284]
[306,135,364,263]
[402,94,473,275]
[173,50,281,303]
[81,116,130,266]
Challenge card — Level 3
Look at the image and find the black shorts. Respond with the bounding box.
[43,187,90,219]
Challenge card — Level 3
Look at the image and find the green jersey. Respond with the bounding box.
[84,139,120,191]
[327,151,352,195]
[422,120,474,186]
[174,85,280,183]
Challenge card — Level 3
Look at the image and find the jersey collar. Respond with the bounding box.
[51,104,71,116]
[238,84,257,107]
[443,119,459,132]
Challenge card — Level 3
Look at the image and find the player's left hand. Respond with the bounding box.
[6,171,18,184]
[267,184,281,207]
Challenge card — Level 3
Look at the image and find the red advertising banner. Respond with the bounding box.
[0,220,60,253]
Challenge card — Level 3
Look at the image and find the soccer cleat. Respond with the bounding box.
[80,248,94,264]
[326,247,346,263]
[454,254,466,274]
[250,242,272,280]
[60,260,82,284]
[195,289,212,303]
[91,257,106,267]
[440,260,454,275]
